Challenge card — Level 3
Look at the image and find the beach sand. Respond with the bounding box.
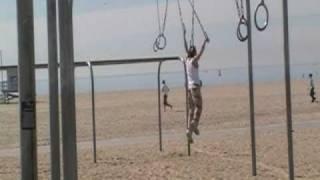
[0,80,319,179]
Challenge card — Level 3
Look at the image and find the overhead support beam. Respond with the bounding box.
[0,56,182,71]
[85,56,190,162]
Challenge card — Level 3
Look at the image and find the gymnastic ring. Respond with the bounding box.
[237,16,248,42]
[155,33,167,50]
[254,0,269,31]
[153,39,159,52]
[204,32,210,43]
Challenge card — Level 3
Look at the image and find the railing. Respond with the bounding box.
[0,81,18,93]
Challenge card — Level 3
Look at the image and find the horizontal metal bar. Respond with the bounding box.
[77,56,181,67]
[0,56,181,70]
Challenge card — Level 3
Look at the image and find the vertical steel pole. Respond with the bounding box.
[245,0,257,176]
[157,61,163,152]
[87,62,97,163]
[47,0,61,179]
[182,61,191,156]
[0,50,3,93]
[282,0,295,179]
[16,0,38,179]
[58,0,78,179]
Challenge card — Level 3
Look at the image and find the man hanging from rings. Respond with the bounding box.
[182,28,209,144]
[177,0,210,143]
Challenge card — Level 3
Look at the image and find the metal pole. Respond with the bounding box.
[282,0,295,179]
[182,61,191,156]
[87,61,97,163]
[245,0,257,176]
[157,59,190,154]
[157,61,163,152]
[16,0,38,179]
[0,50,3,93]
[47,0,61,179]
[58,0,78,179]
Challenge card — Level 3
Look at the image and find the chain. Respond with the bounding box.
[191,0,195,46]
[186,0,210,42]
[235,0,245,18]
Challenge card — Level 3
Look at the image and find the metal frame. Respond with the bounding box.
[0,49,296,179]
[1,56,191,163]
[158,58,191,155]
[244,0,295,179]
[86,56,190,163]
[11,0,295,178]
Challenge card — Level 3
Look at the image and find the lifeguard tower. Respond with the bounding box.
[0,68,18,103]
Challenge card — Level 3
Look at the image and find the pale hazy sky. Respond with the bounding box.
[0,0,320,76]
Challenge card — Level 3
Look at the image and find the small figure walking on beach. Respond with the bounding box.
[309,73,317,103]
[161,80,173,111]
[182,29,209,143]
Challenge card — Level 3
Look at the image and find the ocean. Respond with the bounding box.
[33,63,319,95]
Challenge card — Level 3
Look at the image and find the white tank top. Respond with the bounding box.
[185,57,201,89]
[310,78,315,88]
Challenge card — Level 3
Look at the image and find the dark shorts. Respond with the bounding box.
[163,94,168,104]
[310,88,315,96]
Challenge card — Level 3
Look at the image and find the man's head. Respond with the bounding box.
[162,80,166,84]
[188,45,197,58]
[309,73,313,78]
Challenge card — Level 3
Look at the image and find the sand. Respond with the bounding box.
[0,80,319,179]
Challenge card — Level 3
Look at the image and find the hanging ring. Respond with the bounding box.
[153,40,158,52]
[237,16,248,42]
[254,0,269,31]
[155,33,167,50]
[204,33,210,43]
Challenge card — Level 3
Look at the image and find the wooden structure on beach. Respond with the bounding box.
[0,68,18,103]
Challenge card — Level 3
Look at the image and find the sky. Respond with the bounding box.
[0,0,320,77]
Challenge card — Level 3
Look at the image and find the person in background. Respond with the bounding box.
[309,73,317,103]
[161,80,173,111]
